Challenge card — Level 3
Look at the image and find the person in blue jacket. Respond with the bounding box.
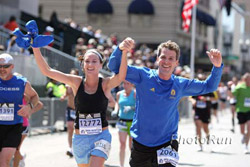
[108,37,223,167]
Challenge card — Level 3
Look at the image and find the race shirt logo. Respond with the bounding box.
[171,89,176,96]
[0,87,20,91]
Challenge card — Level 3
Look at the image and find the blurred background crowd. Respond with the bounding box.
[0,0,250,128]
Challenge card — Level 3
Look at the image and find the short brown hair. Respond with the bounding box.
[157,40,180,60]
[242,73,250,80]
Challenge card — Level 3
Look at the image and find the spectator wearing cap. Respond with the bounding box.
[87,38,97,49]
[43,26,54,47]
[74,37,85,56]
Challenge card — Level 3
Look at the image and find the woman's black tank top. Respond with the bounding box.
[74,77,109,129]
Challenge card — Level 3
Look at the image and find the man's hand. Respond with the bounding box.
[206,49,222,68]
[119,37,135,52]
[17,104,31,118]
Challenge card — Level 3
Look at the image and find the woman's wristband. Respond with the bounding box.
[29,102,34,109]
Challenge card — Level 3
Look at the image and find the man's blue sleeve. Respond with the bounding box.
[181,64,224,96]
[107,46,142,84]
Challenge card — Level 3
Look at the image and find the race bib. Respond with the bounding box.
[244,98,250,107]
[0,103,15,121]
[211,100,218,104]
[157,147,179,166]
[94,139,111,157]
[220,91,227,99]
[229,98,237,104]
[79,113,102,135]
[196,101,206,109]
[70,109,76,119]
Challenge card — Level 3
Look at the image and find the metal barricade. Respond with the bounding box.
[29,97,67,134]
[178,97,192,120]
[0,25,10,48]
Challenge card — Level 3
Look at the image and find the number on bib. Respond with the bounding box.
[79,113,102,135]
[157,147,179,166]
[0,103,15,121]
[244,98,250,107]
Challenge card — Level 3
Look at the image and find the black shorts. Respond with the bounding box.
[211,103,218,110]
[130,139,178,167]
[65,107,76,121]
[21,126,29,135]
[230,102,236,106]
[220,98,227,103]
[0,124,22,152]
[237,112,250,124]
[194,109,211,124]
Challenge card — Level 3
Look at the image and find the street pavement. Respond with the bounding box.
[21,110,250,167]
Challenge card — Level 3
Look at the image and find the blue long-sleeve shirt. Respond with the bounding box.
[108,46,223,147]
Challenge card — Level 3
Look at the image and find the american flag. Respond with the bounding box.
[181,0,199,32]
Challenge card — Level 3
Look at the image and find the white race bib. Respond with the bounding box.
[229,98,237,104]
[244,98,250,107]
[220,90,227,99]
[157,147,179,166]
[0,103,14,121]
[196,101,207,109]
[94,139,111,157]
[79,113,102,135]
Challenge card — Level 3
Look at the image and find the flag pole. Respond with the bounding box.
[190,3,197,79]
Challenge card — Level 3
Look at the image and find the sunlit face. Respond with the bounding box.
[0,63,14,80]
[82,53,102,75]
[123,80,133,90]
[157,48,178,79]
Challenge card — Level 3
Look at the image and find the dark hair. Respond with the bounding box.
[70,68,79,75]
[9,16,16,22]
[78,49,104,64]
[157,40,180,60]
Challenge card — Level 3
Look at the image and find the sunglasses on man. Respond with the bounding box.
[0,64,12,68]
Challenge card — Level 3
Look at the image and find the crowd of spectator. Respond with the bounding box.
[1,14,196,80]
